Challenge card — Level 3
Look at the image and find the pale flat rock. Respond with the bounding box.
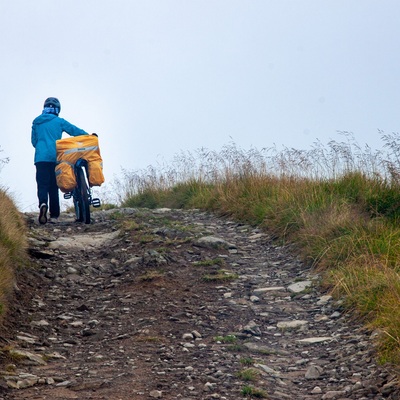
[253,287,286,295]
[45,351,67,360]
[243,320,261,336]
[31,319,50,327]
[311,386,323,394]
[287,280,312,293]
[277,320,308,330]
[314,314,329,322]
[305,365,323,379]
[48,230,120,250]
[153,208,172,213]
[254,363,281,377]
[194,236,236,249]
[150,390,163,398]
[244,342,289,355]
[297,337,332,344]
[16,335,37,344]
[317,295,333,305]
[248,233,265,240]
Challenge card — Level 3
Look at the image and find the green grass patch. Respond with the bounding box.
[120,219,141,232]
[214,334,237,344]
[202,270,239,282]
[240,357,255,366]
[192,257,225,267]
[227,344,245,352]
[136,234,156,244]
[237,368,259,382]
[241,385,267,398]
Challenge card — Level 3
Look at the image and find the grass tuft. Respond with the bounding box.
[240,357,255,366]
[241,385,267,398]
[139,270,165,281]
[202,270,239,282]
[237,368,259,382]
[192,258,225,267]
[214,334,237,344]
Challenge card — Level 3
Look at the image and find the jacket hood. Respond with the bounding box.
[33,113,58,125]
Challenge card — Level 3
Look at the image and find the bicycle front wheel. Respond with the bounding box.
[76,167,91,224]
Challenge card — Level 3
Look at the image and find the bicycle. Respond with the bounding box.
[63,158,101,224]
[56,133,104,223]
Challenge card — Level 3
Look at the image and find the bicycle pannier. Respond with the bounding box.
[55,161,76,193]
[56,135,105,188]
[88,160,105,187]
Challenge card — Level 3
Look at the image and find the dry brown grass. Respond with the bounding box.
[0,189,27,319]
[328,254,400,361]
[119,131,400,365]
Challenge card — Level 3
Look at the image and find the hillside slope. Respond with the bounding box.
[0,208,398,399]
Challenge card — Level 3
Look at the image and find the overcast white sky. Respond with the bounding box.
[1,1,399,211]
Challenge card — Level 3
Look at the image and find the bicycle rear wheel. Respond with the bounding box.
[76,167,91,224]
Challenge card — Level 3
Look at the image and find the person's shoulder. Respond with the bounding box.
[33,113,58,124]
[32,113,44,121]
[51,115,68,125]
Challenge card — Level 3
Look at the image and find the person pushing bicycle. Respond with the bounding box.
[31,97,88,224]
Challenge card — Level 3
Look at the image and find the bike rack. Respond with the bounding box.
[64,192,101,207]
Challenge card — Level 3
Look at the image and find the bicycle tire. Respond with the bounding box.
[76,167,91,224]
[73,195,82,222]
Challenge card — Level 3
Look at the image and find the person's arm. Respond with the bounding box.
[31,122,37,147]
[60,118,88,137]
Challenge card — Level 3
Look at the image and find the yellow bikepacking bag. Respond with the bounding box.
[55,162,76,193]
[87,160,105,187]
[56,134,105,189]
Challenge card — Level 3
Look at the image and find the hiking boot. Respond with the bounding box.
[38,203,48,224]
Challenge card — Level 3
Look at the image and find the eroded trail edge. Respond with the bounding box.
[0,208,398,400]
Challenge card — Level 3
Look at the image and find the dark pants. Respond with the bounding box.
[35,162,60,219]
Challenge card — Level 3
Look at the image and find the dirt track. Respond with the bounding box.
[0,208,398,399]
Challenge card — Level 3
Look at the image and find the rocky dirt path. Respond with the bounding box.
[0,207,398,399]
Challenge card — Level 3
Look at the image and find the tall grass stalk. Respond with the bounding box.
[120,131,400,364]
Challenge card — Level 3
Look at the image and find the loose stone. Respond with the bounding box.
[277,320,308,330]
[297,337,332,344]
[182,333,194,341]
[305,365,323,379]
[253,287,286,295]
[254,363,281,377]
[311,386,322,394]
[287,281,312,293]
[317,295,332,305]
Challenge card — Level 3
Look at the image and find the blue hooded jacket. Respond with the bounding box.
[31,113,87,164]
